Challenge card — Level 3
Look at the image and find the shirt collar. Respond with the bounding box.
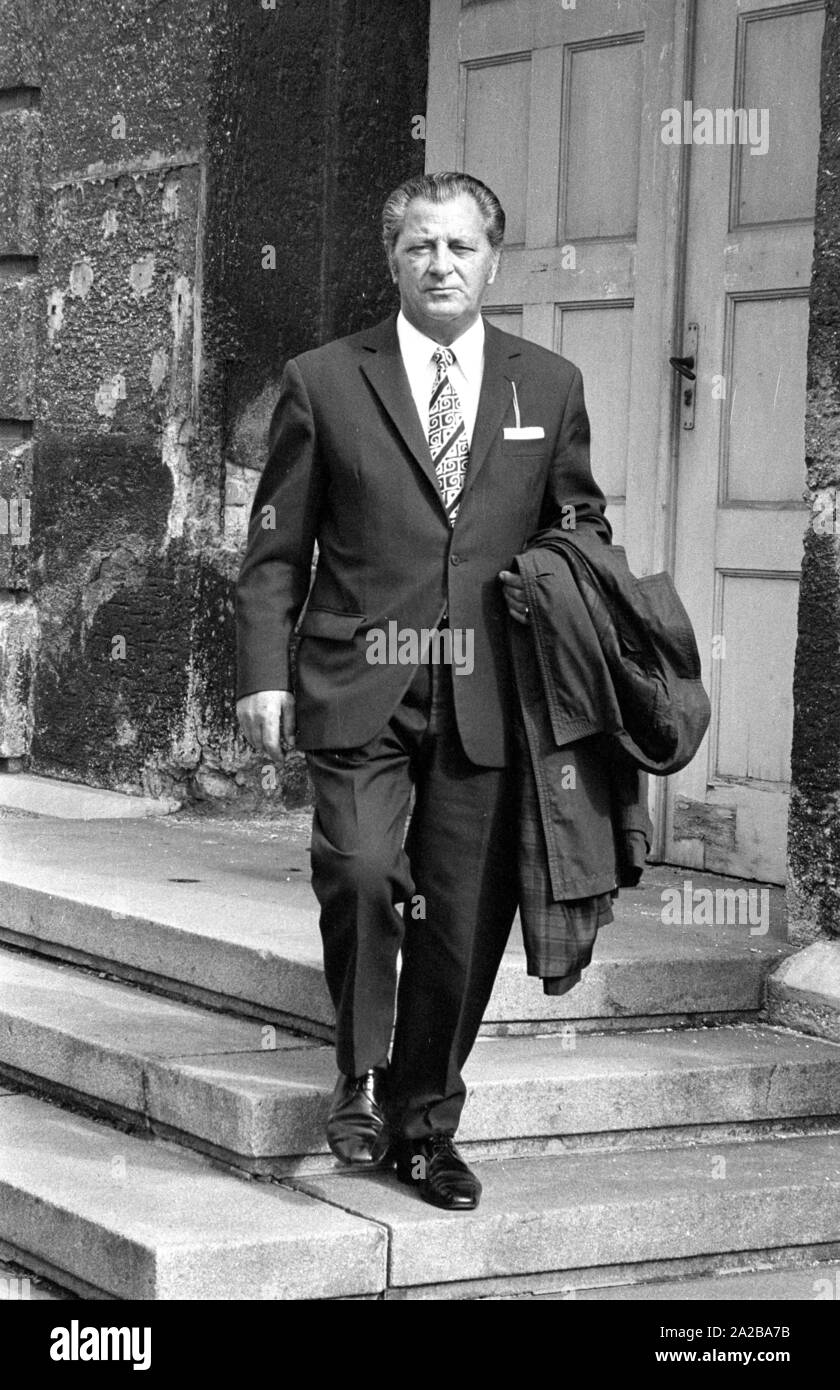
[396,309,486,383]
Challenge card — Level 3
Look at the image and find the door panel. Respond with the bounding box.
[558,305,634,505]
[464,57,531,242]
[562,39,644,240]
[734,3,824,224]
[724,295,810,503]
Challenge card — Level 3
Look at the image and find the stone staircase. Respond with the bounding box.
[1,813,840,1299]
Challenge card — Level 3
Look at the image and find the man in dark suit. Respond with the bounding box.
[236,172,609,1210]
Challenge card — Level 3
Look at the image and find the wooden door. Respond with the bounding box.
[426,0,824,884]
[426,0,688,564]
[665,0,824,883]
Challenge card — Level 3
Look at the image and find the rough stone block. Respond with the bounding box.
[40,167,201,433]
[0,2,42,87]
[0,592,37,756]
[38,2,210,183]
[0,110,41,255]
[0,276,37,419]
[767,939,840,1042]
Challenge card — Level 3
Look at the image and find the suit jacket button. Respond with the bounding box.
[450,554,461,565]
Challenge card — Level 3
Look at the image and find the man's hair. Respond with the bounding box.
[381,172,506,260]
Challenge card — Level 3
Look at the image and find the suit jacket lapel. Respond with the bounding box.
[461,322,523,500]
[357,314,524,517]
[358,314,448,515]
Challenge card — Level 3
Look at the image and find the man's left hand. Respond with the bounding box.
[499,570,530,625]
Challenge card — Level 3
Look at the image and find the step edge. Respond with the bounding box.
[5,1061,840,1176]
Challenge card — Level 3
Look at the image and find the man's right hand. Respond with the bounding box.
[236,690,296,762]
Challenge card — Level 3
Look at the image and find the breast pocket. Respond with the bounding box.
[501,440,548,462]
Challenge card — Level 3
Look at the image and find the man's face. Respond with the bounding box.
[389,193,501,345]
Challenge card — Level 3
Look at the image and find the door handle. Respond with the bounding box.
[670,322,699,430]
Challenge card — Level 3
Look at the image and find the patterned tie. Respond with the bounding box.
[428,345,470,526]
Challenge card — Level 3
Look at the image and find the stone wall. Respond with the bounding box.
[0,2,40,765]
[788,0,840,942]
[0,0,428,810]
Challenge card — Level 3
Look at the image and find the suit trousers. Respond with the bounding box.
[305,657,519,1138]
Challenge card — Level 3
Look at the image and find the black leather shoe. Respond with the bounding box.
[326,1068,390,1165]
[394,1133,482,1210]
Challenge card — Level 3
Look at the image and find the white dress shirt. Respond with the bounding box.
[396,310,485,446]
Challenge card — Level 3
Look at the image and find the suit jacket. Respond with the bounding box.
[235,312,610,766]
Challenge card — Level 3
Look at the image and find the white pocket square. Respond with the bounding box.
[504,426,545,440]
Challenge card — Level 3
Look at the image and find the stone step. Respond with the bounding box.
[294,1133,840,1295]
[390,1248,840,1300]
[3,1090,838,1300]
[2,949,838,1171]
[0,1093,385,1300]
[0,816,787,1032]
[0,772,179,819]
[533,1261,840,1301]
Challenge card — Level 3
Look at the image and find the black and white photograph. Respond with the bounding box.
[0,0,838,1349]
